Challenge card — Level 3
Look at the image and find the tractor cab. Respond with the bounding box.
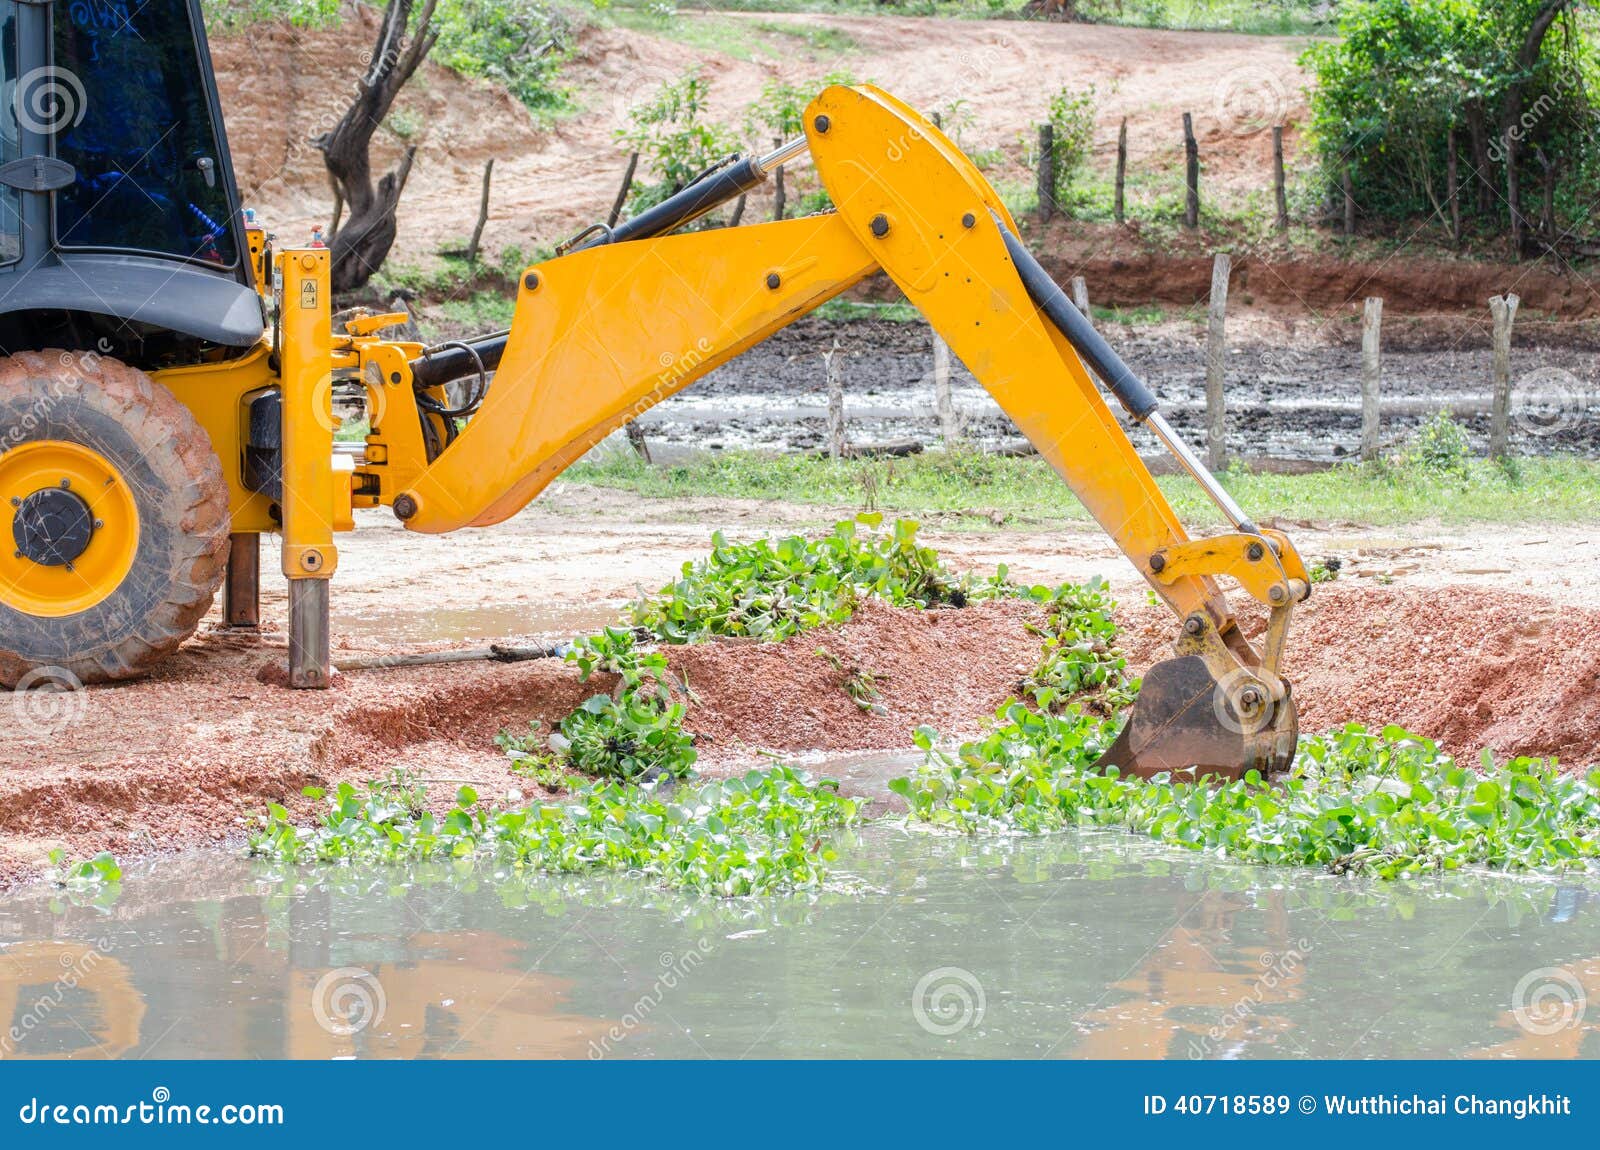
[0,0,263,363]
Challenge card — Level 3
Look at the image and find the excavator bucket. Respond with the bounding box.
[1095,655,1299,782]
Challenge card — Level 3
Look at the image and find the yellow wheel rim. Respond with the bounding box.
[0,440,140,618]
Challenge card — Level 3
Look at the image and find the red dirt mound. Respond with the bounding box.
[1116,582,1600,769]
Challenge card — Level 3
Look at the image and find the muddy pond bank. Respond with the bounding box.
[639,315,1600,460]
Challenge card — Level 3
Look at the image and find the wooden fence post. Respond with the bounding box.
[1205,252,1230,472]
[1183,112,1199,229]
[1070,275,1090,319]
[772,137,786,221]
[825,338,847,460]
[1271,126,1288,232]
[607,152,639,229]
[625,421,652,464]
[1489,293,1520,458]
[1360,297,1383,462]
[1342,167,1355,236]
[465,157,494,264]
[1037,122,1056,222]
[933,333,957,445]
[1115,118,1127,224]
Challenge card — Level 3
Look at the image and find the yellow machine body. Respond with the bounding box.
[69,85,1305,775]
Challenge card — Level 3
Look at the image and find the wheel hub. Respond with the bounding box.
[12,486,95,567]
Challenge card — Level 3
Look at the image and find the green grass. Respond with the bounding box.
[566,449,1600,528]
[604,8,860,62]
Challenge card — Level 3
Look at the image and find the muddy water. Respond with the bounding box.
[641,316,1600,460]
[4,830,1597,1060]
[333,601,621,643]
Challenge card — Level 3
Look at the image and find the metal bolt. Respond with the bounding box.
[9,497,18,507]
[1238,686,1264,713]
[302,550,323,572]
[961,212,976,229]
[93,519,103,530]
[1183,616,1205,636]
[765,272,781,290]
[12,550,20,560]
[1148,553,1166,573]
[389,371,402,385]
[869,214,890,238]
[393,493,418,521]
[59,478,70,489]
[813,114,830,133]
[1246,541,1264,562]
[63,561,74,573]
[524,272,540,292]
[1268,584,1288,604]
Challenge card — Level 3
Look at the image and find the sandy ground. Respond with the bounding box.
[2,484,1597,888]
[213,9,1311,261]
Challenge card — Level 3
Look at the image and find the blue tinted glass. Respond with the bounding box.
[53,0,236,265]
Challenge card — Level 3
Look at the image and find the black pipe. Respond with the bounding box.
[995,218,1160,421]
[581,156,767,250]
[409,157,771,390]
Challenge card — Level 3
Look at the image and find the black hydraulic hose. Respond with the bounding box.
[580,155,767,250]
[994,218,1160,421]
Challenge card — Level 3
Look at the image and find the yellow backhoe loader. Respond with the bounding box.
[0,0,1306,779]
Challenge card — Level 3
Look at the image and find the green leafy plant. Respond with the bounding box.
[630,514,994,643]
[1043,85,1098,200]
[49,849,123,890]
[896,713,1600,879]
[1395,410,1473,474]
[1016,578,1137,716]
[249,767,864,897]
[816,648,886,715]
[617,69,741,214]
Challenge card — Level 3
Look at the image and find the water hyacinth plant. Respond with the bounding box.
[248,767,864,898]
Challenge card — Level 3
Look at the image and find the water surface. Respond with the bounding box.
[3,830,1597,1060]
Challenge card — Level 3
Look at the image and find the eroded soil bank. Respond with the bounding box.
[3,495,1598,891]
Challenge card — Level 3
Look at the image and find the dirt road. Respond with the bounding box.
[3,485,1597,888]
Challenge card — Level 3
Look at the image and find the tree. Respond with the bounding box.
[1302,0,1593,255]
[315,0,439,291]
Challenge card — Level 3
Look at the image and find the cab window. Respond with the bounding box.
[52,0,236,265]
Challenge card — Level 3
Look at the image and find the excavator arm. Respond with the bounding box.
[350,85,1308,780]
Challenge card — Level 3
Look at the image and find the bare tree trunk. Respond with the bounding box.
[1501,1,1570,261]
[1465,102,1493,216]
[1489,293,1520,458]
[1446,130,1461,245]
[1037,123,1056,222]
[1360,297,1382,462]
[316,0,440,292]
[825,338,847,460]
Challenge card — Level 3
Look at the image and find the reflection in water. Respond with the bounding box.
[2,832,1598,1060]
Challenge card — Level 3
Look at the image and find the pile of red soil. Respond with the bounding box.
[3,581,1595,890]
[1117,582,1600,769]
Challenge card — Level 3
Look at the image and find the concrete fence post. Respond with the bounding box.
[1205,251,1231,472]
[1360,296,1383,462]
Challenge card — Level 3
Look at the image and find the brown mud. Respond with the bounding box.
[3,490,1598,890]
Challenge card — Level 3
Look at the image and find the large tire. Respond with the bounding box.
[0,351,229,687]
